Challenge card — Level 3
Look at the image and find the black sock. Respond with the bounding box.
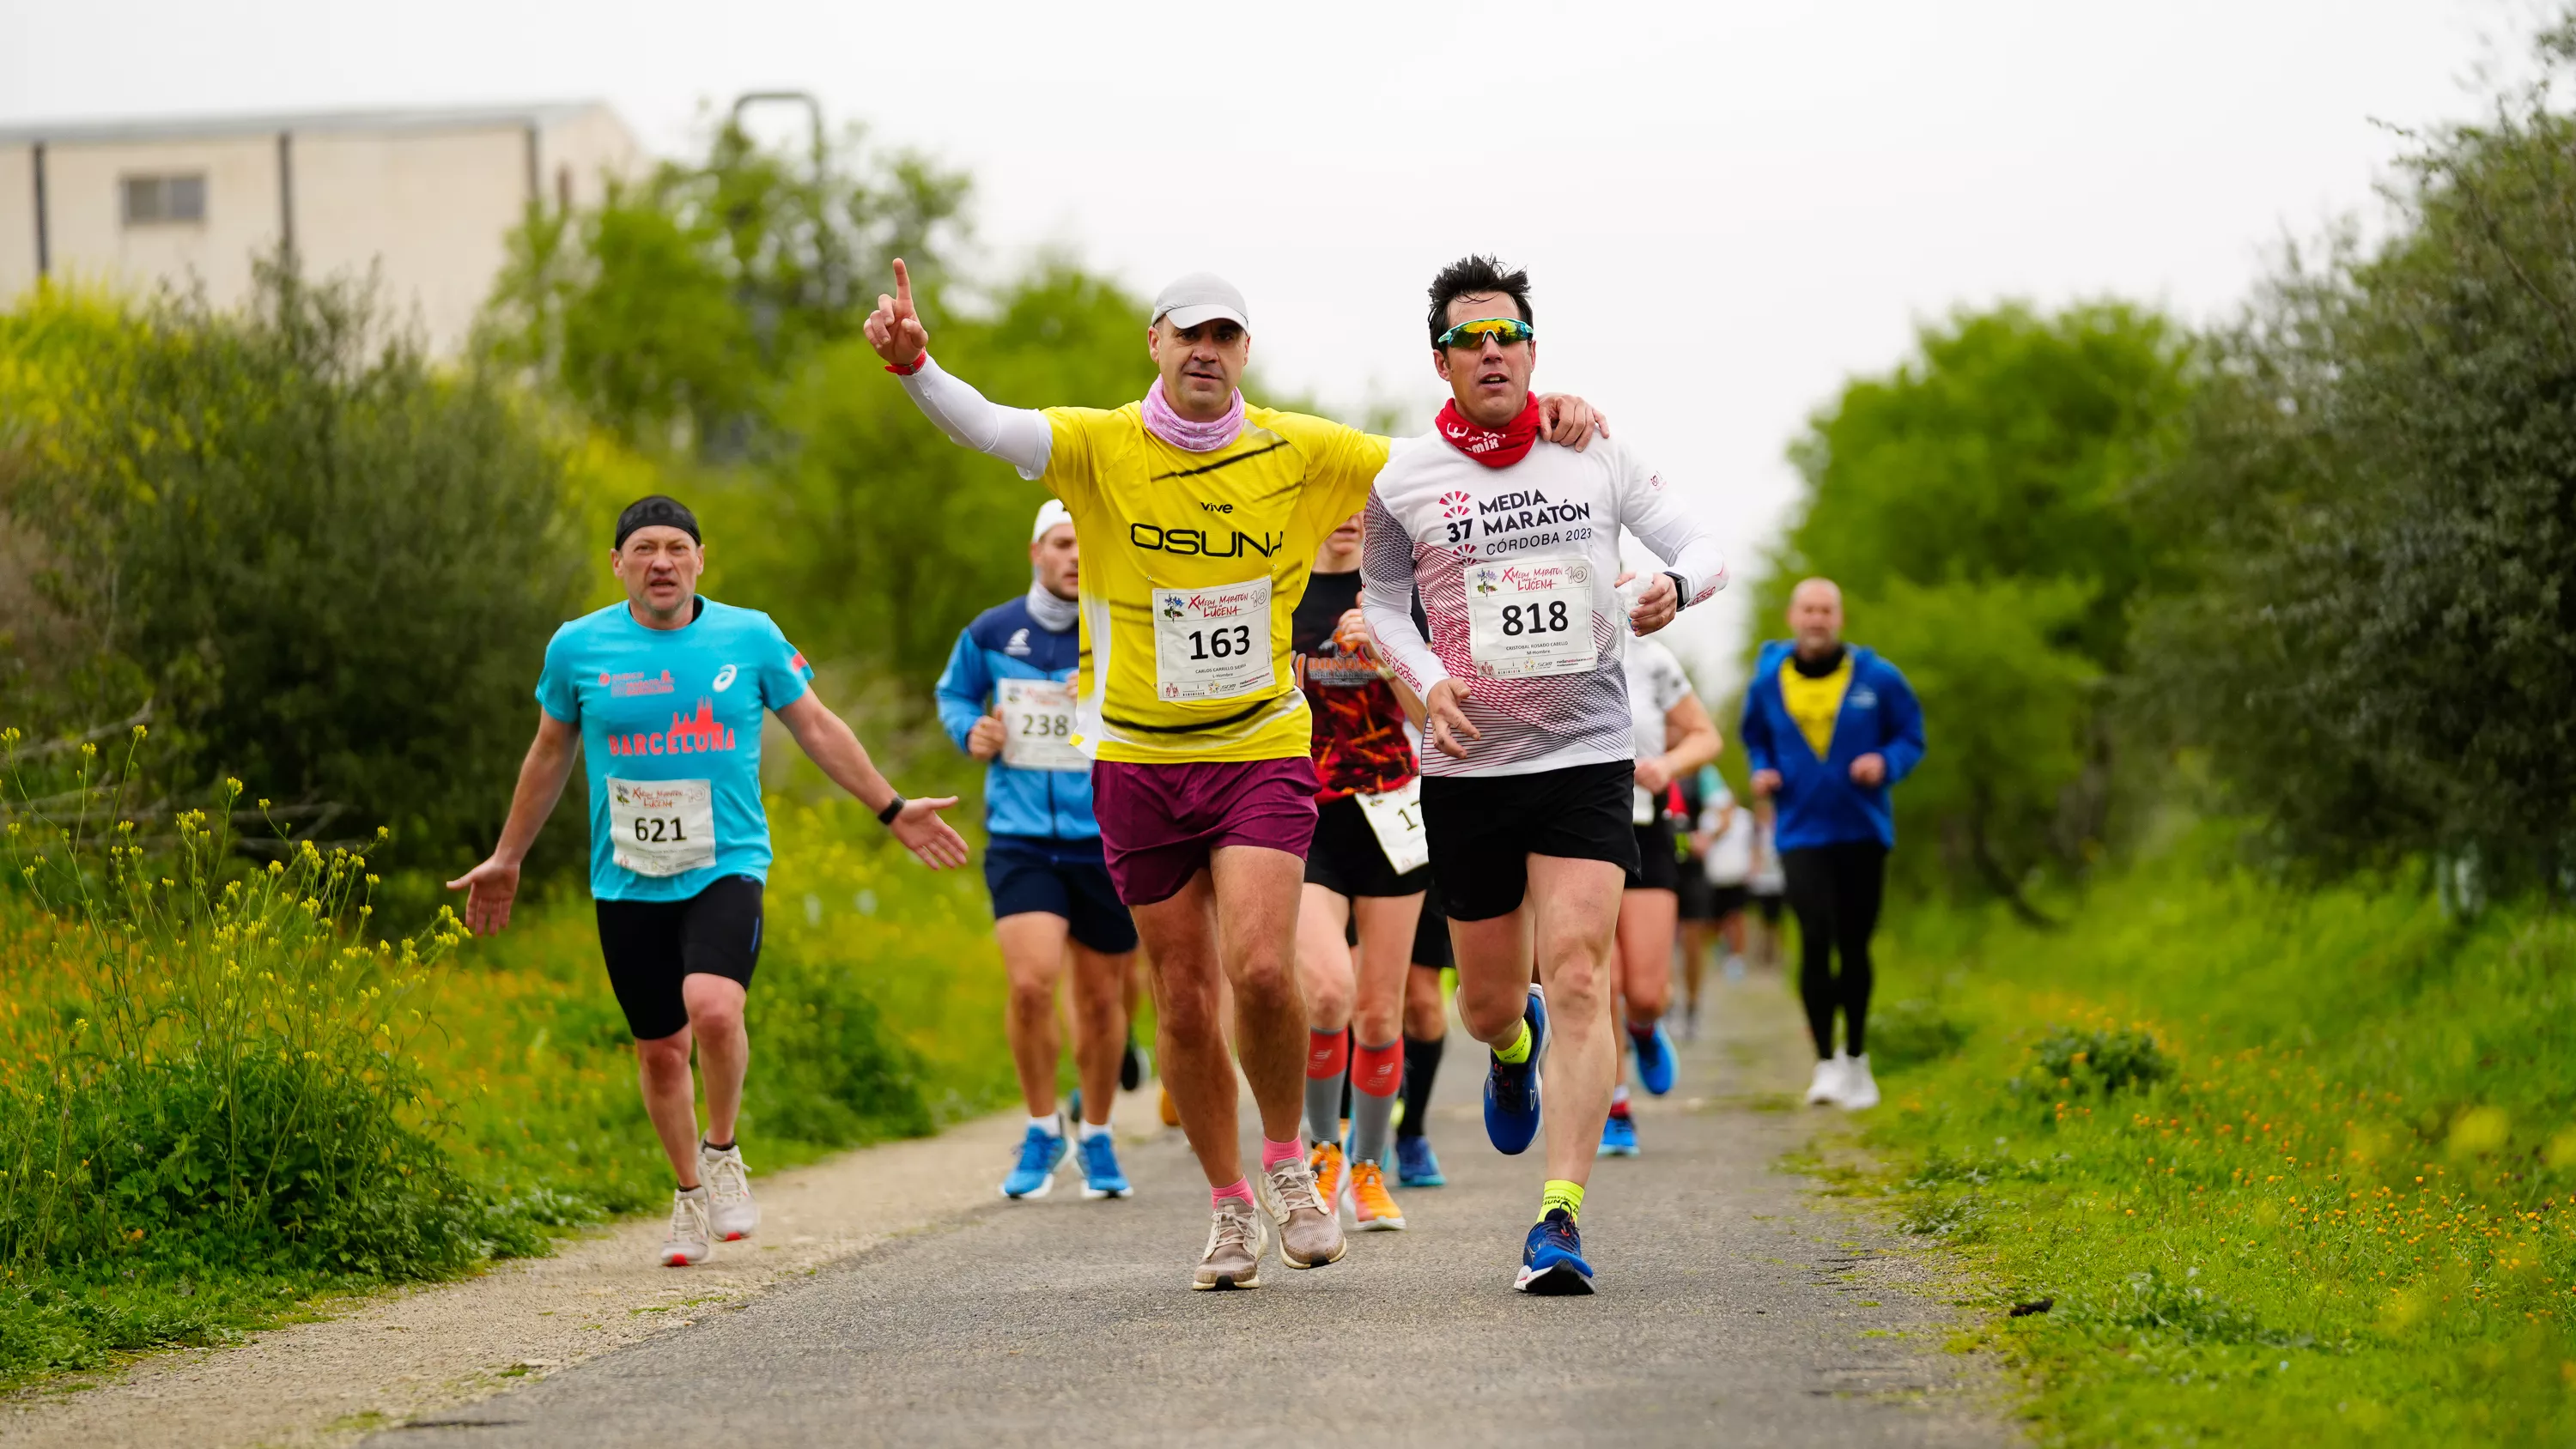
[1399,1034,1444,1140]
[702,1137,735,1154]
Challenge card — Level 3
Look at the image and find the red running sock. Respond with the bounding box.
[1352,1038,1401,1098]
[1306,1028,1350,1079]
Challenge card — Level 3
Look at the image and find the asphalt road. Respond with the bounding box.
[372,973,2006,1448]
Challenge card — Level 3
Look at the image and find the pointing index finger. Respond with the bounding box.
[891,258,913,314]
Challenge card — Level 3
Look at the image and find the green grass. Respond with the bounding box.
[1860,822,2576,1443]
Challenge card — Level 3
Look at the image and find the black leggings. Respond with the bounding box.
[1783,843,1886,1059]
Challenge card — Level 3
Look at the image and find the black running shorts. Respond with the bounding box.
[1303,795,1431,899]
[983,836,1139,955]
[1419,761,1639,923]
[594,873,764,1041]
[1625,816,1680,893]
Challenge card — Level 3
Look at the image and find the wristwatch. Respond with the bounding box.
[1662,572,1689,611]
[877,795,906,826]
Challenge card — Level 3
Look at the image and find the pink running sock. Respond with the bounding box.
[1261,1136,1304,1171]
[1212,1178,1255,1209]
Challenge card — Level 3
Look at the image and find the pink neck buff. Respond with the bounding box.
[1142,376,1246,452]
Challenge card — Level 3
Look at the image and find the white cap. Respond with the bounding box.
[1032,499,1073,543]
[1150,272,1250,331]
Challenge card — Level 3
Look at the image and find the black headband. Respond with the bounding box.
[615,495,702,550]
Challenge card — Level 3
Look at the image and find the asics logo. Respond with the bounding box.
[711,664,738,692]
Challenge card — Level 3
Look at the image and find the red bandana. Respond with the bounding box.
[1437,396,1543,469]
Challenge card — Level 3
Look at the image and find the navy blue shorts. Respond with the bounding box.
[983,835,1139,955]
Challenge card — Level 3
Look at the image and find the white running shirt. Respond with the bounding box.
[1361,427,1725,779]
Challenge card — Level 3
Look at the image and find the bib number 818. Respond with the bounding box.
[1500,601,1571,637]
[1187,624,1255,660]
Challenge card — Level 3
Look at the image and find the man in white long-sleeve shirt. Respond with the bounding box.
[862,259,1606,1292]
[1360,254,1727,1295]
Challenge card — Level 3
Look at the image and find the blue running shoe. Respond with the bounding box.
[1395,1135,1446,1188]
[1077,1131,1130,1200]
[1516,1208,1595,1295]
[1483,985,1549,1155]
[1599,1111,1639,1157]
[1631,1022,1677,1097]
[999,1121,1068,1199]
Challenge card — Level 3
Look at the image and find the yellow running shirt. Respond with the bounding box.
[1778,652,1853,760]
[1039,403,1389,764]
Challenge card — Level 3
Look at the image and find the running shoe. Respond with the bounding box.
[1000,1120,1069,1199]
[1395,1136,1447,1188]
[1078,1131,1132,1200]
[1158,1087,1182,1127]
[698,1140,759,1241]
[1515,1208,1595,1295]
[1484,985,1549,1155]
[1805,1051,1849,1106]
[1838,1053,1880,1111]
[1599,1109,1640,1158]
[1193,1196,1269,1291]
[1257,1155,1347,1268]
[1121,1038,1144,1093]
[1631,1021,1678,1097]
[1308,1139,1350,1217]
[661,1187,714,1267]
[1349,1160,1406,1231]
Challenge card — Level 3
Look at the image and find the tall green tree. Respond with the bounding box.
[2137,19,2576,883]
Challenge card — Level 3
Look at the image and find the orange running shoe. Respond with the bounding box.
[1349,1159,1406,1231]
[1158,1086,1181,1127]
[1308,1140,1349,1216]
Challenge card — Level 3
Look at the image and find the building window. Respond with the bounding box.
[121,173,206,226]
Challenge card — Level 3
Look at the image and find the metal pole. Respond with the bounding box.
[31,141,48,279]
[277,130,295,257]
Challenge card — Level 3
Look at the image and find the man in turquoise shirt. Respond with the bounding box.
[448,495,969,1269]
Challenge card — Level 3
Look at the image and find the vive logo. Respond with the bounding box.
[711,664,739,693]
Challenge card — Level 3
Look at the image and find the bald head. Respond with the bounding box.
[1788,577,1844,659]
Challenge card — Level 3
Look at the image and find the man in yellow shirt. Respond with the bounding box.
[862,260,1601,1290]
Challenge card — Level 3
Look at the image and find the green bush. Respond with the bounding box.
[2,264,593,879]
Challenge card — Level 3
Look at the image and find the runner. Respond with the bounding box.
[1291,510,1426,1233]
[1362,254,1726,1294]
[935,500,1139,1201]
[863,259,1604,1289]
[1601,635,1718,1157]
[447,496,969,1267]
[1395,880,1452,1189]
[1740,577,1925,1113]
[1683,767,1757,1031]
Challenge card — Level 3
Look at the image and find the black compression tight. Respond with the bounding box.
[1783,842,1887,1058]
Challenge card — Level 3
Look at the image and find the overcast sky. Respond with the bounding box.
[0,0,2537,685]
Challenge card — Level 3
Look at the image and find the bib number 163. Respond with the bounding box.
[1186,623,1254,659]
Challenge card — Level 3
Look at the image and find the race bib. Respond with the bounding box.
[608,777,715,877]
[1153,578,1273,702]
[1352,778,1431,876]
[1466,556,1596,679]
[997,676,1088,772]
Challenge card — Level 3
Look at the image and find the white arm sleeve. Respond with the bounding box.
[1619,447,1728,605]
[896,355,1054,482]
[1360,492,1451,696]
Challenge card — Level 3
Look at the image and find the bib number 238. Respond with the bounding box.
[1152,578,1273,701]
[609,777,716,877]
[997,677,1088,772]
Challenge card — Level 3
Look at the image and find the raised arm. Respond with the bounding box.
[775,689,971,870]
[865,258,1054,480]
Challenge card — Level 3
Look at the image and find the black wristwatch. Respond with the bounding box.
[1662,572,1690,611]
[877,795,906,826]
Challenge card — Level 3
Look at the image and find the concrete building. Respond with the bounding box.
[0,102,639,352]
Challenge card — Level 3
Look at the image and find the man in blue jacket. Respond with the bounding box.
[1740,577,1924,1113]
[936,500,1139,1201]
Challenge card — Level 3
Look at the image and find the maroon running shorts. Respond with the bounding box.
[1090,758,1320,907]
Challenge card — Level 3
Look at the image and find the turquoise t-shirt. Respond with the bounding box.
[535,597,814,901]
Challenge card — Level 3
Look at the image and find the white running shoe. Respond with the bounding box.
[699,1141,759,1241]
[661,1187,714,1266]
[1805,1051,1850,1106]
[1837,1053,1880,1111]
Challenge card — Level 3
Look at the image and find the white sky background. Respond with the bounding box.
[0,0,2538,689]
